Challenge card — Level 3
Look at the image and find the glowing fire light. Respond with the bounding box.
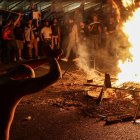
[122,0,134,8]
[117,7,140,84]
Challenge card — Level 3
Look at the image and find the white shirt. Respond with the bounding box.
[24,25,35,41]
[41,26,52,39]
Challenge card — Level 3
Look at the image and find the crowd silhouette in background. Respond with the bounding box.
[0,0,134,64]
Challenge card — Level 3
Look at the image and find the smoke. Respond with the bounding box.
[75,32,131,79]
[75,42,99,80]
[60,0,131,79]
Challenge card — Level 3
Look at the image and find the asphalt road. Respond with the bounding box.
[1,60,140,140]
[10,98,140,140]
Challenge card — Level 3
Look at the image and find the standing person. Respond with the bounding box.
[1,14,21,64]
[106,0,121,23]
[51,18,60,50]
[40,20,52,57]
[88,15,102,50]
[61,17,79,62]
[59,19,69,53]
[0,24,3,61]
[14,20,24,62]
[24,19,39,59]
[79,21,88,44]
[74,9,83,27]
[104,16,118,56]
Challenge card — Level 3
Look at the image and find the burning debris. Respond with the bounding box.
[46,67,140,125]
[47,89,138,124]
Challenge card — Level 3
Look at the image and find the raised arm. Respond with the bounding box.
[14,13,22,26]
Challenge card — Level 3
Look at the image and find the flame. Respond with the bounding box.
[122,0,134,8]
[117,8,140,84]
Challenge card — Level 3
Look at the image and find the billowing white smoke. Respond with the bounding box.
[76,43,98,80]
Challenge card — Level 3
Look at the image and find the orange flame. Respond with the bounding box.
[117,8,140,84]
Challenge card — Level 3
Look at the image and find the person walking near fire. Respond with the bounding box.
[61,17,79,62]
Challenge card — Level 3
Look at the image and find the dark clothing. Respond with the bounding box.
[79,26,88,41]
[0,26,2,57]
[51,24,60,50]
[14,26,24,41]
[89,22,101,35]
[43,38,52,56]
[51,24,59,36]
[2,39,18,63]
[106,22,117,32]
[1,24,17,63]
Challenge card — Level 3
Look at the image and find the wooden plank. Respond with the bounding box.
[84,83,140,92]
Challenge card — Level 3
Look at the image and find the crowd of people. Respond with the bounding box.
[0,0,130,64]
